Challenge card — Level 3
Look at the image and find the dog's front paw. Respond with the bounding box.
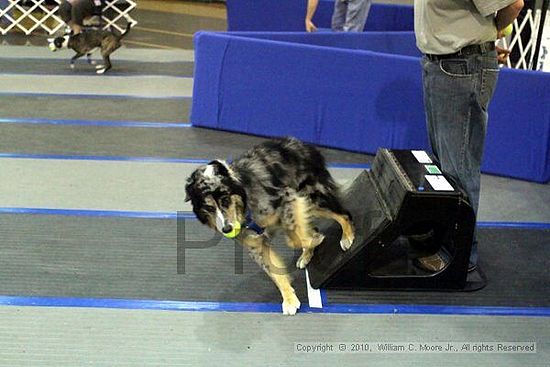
[70,63,75,69]
[296,251,313,269]
[311,233,325,246]
[340,233,354,251]
[96,68,106,74]
[282,293,301,316]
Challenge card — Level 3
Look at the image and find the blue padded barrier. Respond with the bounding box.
[364,3,414,32]
[226,0,413,32]
[226,0,314,32]
[227,31,421,57]
[191,32,550,183]
[483,68,550,182]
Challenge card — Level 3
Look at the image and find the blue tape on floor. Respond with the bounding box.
[478,222,550,230]
[319,303,550,317]
[0,117,192,128]
[0,207,548,230]
[0,296,282,313]
[0,153,211,164]
[0,207,186,219]
[0,152,371,169]
[1,295,549,317]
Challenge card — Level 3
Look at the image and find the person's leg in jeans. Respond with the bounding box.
[70,0,94,34]
[331,0,347,31]
[343,0,371,32]
[57,0,73,30]
[421,50,499,270]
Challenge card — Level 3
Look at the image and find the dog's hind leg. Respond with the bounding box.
[311,193,355,251]
[86,53,97,65]
[96,54,112,74]
[293,231,325,269]
[241,230,301,315]
[280,195,323,269]
[315,208,354,251]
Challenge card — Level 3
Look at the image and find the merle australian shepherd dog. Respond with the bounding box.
[185,137,355,315]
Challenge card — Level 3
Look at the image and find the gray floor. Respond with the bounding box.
[0,214,547,308]
[1,307,548,367]
[0,74,193,98]
[0,96,191,122]
[0,158,547,222]
[0,0,548,366]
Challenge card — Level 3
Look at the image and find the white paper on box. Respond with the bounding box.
[425,175,454,191]
[411,150,432,164]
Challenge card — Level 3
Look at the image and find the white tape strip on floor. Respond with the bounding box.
[305,269,323,309]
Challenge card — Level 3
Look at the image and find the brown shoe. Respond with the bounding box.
[407,229,439,258]
[415,252,448,272]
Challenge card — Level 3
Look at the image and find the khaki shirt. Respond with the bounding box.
[414,0,517,54]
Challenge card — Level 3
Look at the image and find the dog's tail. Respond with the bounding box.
[116,22,132,40]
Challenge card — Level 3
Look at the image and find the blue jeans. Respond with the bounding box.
[421,49,499,267]
[332,0,371,32]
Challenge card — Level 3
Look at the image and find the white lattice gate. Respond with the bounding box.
[497,9,540,69]
[100,0,136,33]
[0,0,136,35]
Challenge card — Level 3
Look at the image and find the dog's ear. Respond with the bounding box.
[184,175,195,202]
[207,160,230,177]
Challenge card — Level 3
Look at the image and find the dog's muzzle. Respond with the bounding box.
[215,209,241,239]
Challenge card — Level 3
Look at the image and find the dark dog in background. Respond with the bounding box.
[185,137,355,315]
[48,23,131,74]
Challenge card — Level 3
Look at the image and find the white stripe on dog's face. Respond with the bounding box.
[61,36,70,48]
[215,208,225,233]
[204,164,215,177]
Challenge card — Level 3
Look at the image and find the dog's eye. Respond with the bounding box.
[202,205,215,213]
[220,196,231,208]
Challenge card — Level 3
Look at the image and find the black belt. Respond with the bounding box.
[426,42,495,61]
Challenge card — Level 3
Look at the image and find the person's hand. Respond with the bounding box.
[496,45,511,64]
[305,19,317,32]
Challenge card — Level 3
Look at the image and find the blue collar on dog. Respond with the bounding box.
[245,211,264,235]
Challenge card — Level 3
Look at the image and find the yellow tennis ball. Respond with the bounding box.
[223,221,241,239]
[502,24,513,37]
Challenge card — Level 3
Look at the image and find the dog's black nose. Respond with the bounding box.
[222,224,233,234]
